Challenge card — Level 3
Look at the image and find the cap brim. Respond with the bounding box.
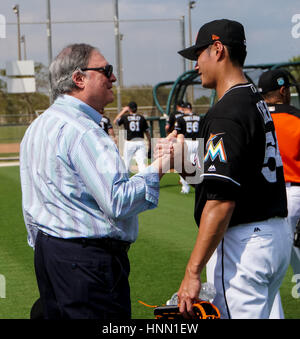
[178,45,201,61]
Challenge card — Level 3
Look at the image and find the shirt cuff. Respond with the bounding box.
[136,164,160,206]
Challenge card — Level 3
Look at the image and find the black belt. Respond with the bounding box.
[39,231,131,253]
[291,183,300,186]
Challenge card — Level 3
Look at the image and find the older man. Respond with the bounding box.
[20,43,176,319]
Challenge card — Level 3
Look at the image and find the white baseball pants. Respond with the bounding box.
[286,184,300,275]
[180,139,199,189]
[269,184,300,318]
[123,140,147,173]
[206,217,292,319]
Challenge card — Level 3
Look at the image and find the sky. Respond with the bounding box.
[0,0,299,87]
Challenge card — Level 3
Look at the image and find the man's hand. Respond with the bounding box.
[177,269,201,319]
[153,130,187,172]
[154,131,195,178]
[177,200,235,318]
[151,130,176,177]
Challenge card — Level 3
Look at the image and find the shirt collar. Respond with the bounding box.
[54,94,102,124]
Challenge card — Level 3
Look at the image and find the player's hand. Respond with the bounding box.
[153,130,177,160]
[177,270,201,319]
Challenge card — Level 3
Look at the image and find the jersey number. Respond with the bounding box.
[186,122,199,133]
[129,121,140,132]
[257,101,282,183]
[261,131,282,183]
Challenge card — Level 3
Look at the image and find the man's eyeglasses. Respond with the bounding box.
[81,64,113,79]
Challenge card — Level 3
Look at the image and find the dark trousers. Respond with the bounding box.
[34,231,131,319]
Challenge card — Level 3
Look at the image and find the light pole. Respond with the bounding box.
[188,1,196,69]
[119,33,124,88]
[113,0,122,113]
[188,1,196,103]
[46,0,53,104]
[180,16,186,74]
[20,35,26,60]
[13,4,21,61]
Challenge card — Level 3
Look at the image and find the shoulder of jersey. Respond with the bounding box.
[268,103,300,118]
[175,112,184,118]
[210,83,259,119]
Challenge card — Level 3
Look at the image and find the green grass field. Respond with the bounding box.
[0,166,299,319]
[0,126,28,143]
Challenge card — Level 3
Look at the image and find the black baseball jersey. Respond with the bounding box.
[117,113,149,140]
[194,83,287,228]
[167,111,185,132]
[99,115,113,134]
[175,113,202,140]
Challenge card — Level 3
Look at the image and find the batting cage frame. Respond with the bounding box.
[152,61,300,121]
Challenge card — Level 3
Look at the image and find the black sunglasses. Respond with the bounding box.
[81,64,113,78]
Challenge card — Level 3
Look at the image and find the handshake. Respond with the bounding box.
[152,130,202,184]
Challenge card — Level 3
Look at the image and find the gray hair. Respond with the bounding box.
[49,43,97,100]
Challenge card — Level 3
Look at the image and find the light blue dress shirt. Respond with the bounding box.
[20,95,160,247]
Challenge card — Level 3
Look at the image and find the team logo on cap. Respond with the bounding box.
[277,77,285,86]
[212,34,220,40]
[205,133,227,163]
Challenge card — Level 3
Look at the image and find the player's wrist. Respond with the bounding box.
[186,262,202,277]
[151,154,173,179]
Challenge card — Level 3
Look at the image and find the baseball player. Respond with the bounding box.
[175,102,202,194]
[114,101,151,173]
[258,69,300,318]
[165,101,185,135]
[175,19,291,319]
[99,111,117,144]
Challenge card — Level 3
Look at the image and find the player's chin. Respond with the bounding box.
[201,78,214,89]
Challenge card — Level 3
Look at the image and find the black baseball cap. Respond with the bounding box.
[128,101,137,112]
[258,69,294,94]
[178,19,247,61]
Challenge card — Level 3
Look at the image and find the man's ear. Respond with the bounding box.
[212,41,225,61]
[279,86,288,96]
[279,85,291,104]
[72,70,86,89]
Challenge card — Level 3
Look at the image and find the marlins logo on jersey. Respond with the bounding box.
[204,133,227,163]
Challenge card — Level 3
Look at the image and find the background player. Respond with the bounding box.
[99,110,117,144]
[165,101,185,135]
[258,69,300,316]
[114,101,151,173]
[175,19,291,319]
[175,102,202,194]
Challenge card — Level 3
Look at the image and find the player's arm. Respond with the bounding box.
[166,114,175,135]
[106,117,117,144]
[113,106,129,125]
[174,117,183,135]
[178,199,235,318]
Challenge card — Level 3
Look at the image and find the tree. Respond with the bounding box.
[288,55,300,93]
